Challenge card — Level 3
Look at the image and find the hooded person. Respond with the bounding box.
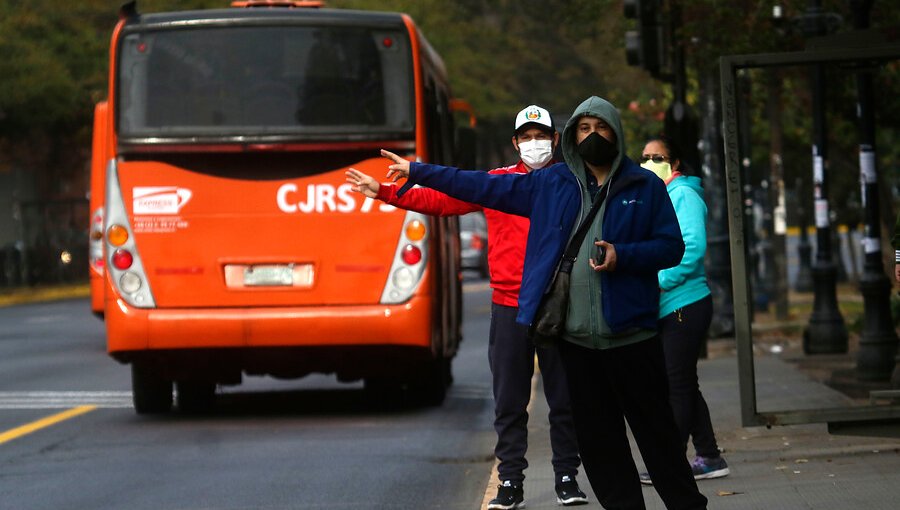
[375,96,709,510]
[346,105,588,510]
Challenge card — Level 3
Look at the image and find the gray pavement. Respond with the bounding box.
[516,341,900,510]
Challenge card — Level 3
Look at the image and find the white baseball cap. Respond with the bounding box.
[514,104,554,133]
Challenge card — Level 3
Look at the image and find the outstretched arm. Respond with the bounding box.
[380,149,538,217]
[346,166,480,216]
[382,149,411,181]
[345,167,381,198]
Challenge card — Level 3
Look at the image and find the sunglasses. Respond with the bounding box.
[639,155,669,164]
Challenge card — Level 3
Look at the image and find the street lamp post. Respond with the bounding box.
[795,177,814,292]
[850,0,899,382]
[737,71,762,315]
[800,0,848,354]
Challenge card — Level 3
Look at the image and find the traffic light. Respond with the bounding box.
[624,0,668,78]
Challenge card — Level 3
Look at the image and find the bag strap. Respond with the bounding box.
[558,182,609,273]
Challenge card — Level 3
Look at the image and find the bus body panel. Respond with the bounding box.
[113,157,407,308]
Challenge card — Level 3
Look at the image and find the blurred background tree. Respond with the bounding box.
[0,0,897,236]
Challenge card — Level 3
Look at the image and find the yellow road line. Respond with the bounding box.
[0,405,96,445]
[0,284,90,308]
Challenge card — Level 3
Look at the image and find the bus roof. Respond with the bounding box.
[122,7,410,30]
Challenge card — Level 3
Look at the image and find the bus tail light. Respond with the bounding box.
[400,245,421,265]
[111,249,134,270]
[107,224,129,246]
[119,272,142,293]
[89,207,105,275]
[104,159,156,308]
[381,211,429,304]
[405,219,426,241]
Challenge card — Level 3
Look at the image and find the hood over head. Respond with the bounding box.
[561,96,625,183]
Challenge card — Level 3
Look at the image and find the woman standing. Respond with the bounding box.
[639,136,729,483]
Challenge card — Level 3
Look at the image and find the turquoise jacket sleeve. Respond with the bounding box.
[658,184,707,291]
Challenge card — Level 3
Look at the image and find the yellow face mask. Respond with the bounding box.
[641,159,673,182]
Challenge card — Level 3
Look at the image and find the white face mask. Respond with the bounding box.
[641,159,673,182]
[518,139,553,169]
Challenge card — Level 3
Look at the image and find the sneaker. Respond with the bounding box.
[639,472,653,485]
[487,480,525,510]
[555,475,588,506]
[691,455,730,480]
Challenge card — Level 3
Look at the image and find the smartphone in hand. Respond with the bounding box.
[593,237,606,265]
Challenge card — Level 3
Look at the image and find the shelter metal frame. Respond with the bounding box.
[719,40,900,431]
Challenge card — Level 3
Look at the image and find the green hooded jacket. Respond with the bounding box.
[559,96,682,349]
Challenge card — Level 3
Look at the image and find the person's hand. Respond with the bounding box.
[895,263,900,285]
[589,240,617,272]
[345,168,380,198]
[381,149,410,181]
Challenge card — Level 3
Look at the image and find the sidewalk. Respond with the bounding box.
[513,339,900,510]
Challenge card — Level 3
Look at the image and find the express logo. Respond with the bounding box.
[526,109,541,121]
[133,187,193,214]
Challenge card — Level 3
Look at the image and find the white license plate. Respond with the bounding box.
[243,265,295,287]
[224,263,315,288]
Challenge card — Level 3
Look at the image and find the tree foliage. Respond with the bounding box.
[677,0,900,227]
[331,0,667,163]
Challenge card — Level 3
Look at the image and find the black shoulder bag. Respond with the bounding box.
[528,184,609,347]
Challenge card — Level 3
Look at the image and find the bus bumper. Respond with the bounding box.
[105,295,434,352]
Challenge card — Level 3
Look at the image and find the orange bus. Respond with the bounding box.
[88,1,466,413]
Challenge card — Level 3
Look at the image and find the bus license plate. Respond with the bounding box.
[243,265,294,287]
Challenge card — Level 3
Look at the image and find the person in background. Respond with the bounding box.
[346,105,588,509]
[638,136,729,485]
[369,96,708,510]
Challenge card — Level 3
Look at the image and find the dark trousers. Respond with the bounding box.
[558,336,707,510]
[659,295,720,458]
[489,303,580,483]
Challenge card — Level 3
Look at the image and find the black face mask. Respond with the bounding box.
[577,131,618,167]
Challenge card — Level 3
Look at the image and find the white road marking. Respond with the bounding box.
[0,391,133,409]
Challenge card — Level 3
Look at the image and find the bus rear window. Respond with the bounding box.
[117,24,414,141]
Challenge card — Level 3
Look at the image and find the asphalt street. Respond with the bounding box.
[0,281,498,509]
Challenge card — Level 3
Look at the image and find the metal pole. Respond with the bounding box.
[849,0,899,382]
[737,71,761,316]
[702,70,735,338]
[802,0,848,354]
[767,72,789,319]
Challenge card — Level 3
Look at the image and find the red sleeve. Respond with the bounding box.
[376,183,481,216]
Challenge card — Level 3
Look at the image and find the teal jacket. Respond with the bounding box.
[658,175,712,318]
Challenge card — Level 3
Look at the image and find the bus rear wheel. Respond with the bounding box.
[131,363,173,414]
[410,356,451,407]
[363,378,405,410]
[176,380,216,413]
